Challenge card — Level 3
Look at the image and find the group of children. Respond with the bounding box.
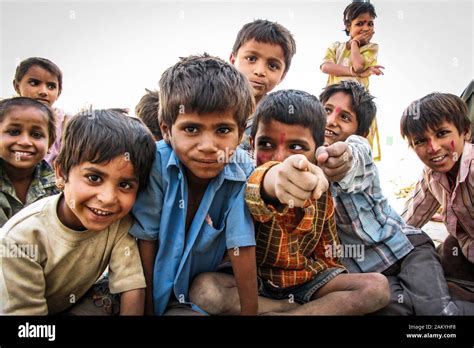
[1,2,473,316]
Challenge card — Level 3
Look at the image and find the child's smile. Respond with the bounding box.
[411,121,469,174]
[0,106,49,172]
[56,156,139,231]
[324,92,359,144]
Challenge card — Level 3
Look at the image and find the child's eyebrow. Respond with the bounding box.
[82,167,138,182]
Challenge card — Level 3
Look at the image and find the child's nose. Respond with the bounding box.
[273,146,286,162]
[97,184,118,205]
[197,135,218,153]
[37,85,48,97]
[253,61,266,77]
[17,133,33,146]
[427,138,441,153]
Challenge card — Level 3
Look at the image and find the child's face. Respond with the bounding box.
[324,92,358,145]
[0,106,50,170]
[347,12,375,42]
[56,156,139,231]
[230,39,286,103]
[410,121,470,174]
[13,65,60,106]
[251,119,316,166]
[161,111,241,182]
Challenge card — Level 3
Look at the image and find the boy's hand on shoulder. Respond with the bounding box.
[316,142,353,182]
[272,154,329,207]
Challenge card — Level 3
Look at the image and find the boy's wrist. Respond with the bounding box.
[350,39,360,47]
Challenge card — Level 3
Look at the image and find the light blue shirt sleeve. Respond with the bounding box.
[336,135,376,193]
[129,150,164,241]
[225,184,256,249]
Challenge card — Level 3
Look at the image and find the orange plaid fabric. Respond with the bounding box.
[245,161,345,289]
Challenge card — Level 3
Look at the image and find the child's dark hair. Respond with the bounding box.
[0,97,56,148]
[400,93,471,145]
[232,19,296,77]
[14,57,63,94]
[56,109,155,189]
[250,89,326,147]
[135,89,162,141]
[343,2,377,35]
[159,53,254,134]
[319,81,376,137]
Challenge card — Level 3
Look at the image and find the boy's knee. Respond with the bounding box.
[362,273,390,308]
[189,273,225,311]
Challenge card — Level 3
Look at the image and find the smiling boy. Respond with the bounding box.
[401,93,474,302]
[320,81,474,314]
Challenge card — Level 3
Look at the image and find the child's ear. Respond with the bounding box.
[160,121,171,143]
[13,80,20,95]
[249,135,255,151]
[464,130,472,142]
[54,162,67,189]
[229,53,236,65]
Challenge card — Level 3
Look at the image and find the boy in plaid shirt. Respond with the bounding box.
[190,89,389,315]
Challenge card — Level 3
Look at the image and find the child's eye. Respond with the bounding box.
[246,56,257,63]
[119,182,133,190]
[268,62,281,71]
[7,129,20,136]
[413,139,426,146]
[47,83,57,90]
[324,107,332,115]
[86,174,102,183]
[217,127,231,134]
[341,114,352,122]
[31,131,44,139]
[437,130,450,137]
[184,127,198,133]
[289,144,305,151]
[258,141,273,149]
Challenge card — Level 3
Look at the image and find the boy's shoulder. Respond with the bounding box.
[0,194,58,242]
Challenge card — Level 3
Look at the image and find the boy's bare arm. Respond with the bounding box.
[350,30,374,72]
[262,155,328,207]
[321,62,353,77]
[120,288,145,315]
[229,246,258,315]
[138,239,158,315]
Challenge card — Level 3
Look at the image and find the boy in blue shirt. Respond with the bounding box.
[130,54,258,315]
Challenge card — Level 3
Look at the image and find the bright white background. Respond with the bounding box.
[0,0,473,208]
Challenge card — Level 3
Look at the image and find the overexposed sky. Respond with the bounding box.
[1,0,473,154]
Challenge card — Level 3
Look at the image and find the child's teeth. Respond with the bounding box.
[90,207,112,216]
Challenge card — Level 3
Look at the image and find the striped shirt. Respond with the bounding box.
[245,161,345,289]
[332,135,419,273]
[402,142,474,263]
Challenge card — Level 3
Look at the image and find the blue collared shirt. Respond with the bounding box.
[331,135,419,273]
[130,141,256,315]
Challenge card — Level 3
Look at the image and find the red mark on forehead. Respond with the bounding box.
[279,132,286,144]
[335,107,342,114]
